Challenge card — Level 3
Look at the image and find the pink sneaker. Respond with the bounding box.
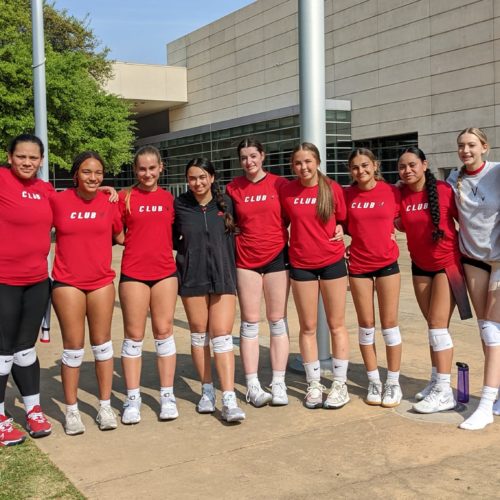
[26,405,52,438]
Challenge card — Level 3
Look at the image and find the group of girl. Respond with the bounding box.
[0,127,497,446]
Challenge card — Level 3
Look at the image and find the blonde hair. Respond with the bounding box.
[456,127,488,205]
[124,146,163,214]
[291,142,334,223]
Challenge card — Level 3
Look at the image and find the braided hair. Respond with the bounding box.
[401,147,444,241]
[185,158,235,233]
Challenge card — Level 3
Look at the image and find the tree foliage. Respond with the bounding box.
[0,0,135,172]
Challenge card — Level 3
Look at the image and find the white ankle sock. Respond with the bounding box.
[66,403,78,413]
[272,370,286,384]
[304,360,320,383]
[460,385,496,430]
[127,388,140,401]
[23,393,40,413]
[387,370,400,384]
[332,358,348,383]
[245,373,258,385]
[367,369,381,383]
[436,373,451,388]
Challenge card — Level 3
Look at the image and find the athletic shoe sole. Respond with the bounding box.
[27,427,52,438]
[412,401,456,414]
[323,398,350,409]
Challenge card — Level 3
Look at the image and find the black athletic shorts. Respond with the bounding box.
[120,272,177,288]
[290,258,347,281]
[349,261,400,279]
[411,262,446,278]
[243,246,289,275]
[461,256,492,273]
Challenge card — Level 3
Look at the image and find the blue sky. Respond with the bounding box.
[52,1,255,64]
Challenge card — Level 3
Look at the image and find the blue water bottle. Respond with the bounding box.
[456,362,469,404]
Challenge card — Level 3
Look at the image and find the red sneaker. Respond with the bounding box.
[26,405,52,438]
[0,414,26,446]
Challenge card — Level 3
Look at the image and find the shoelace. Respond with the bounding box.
[270,381,287,393]
[0,418,14,431]
[28,411,46,423]
[246,383,262,402]
[307,383,326,398]
[369,383,382,396]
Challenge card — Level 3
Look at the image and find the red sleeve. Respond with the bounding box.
[112,204,123,235]
[392,185,401,219]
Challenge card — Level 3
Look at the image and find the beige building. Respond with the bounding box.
[107,0,500,186]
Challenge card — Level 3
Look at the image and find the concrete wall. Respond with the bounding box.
[166,0,500,171]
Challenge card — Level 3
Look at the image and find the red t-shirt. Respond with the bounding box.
[226,173,289,268]
[400,181,460,271]
[50,189,122,290]
[118,187,176,279]
[279,178,346,269]
[344,182,400,274]
[0,167,54,285]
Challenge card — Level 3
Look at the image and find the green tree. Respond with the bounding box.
[0,0,135,172]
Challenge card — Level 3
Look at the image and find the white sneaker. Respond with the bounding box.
[365,381,383,406]
[381,383,403,408]
[65,409,85,436]
[270,381,288,406]
[304,380,325,409]
[160,393,179,420]
[221,392,245,422]
[413,385,456,414]
[323,380,350,409]
[246,380,272,408]
[122,397,141,425]
[197,385,216,414]
[415,379,436,401]
[96,406,118,431]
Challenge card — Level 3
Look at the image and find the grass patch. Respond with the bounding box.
[0,435,84,500]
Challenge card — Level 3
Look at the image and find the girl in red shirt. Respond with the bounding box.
[117,146,178,424]
[51,151,122,436]
[280,143,349,409]
[0,134,53,446]
[345,149,403,408]
[398,147,471,414]
[226,138,290,407]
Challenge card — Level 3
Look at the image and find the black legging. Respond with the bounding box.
[0,279,50,402]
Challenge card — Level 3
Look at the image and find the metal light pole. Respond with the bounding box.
[289,0,332,374]
[31,0,51,340]
[31,0,49,182]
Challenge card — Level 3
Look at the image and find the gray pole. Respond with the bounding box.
[31,0,49,182]
[31,0,52,340]
[298,0,332,372]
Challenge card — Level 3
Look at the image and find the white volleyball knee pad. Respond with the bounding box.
[211,334,233,354]
[155,336,176,357]
[0,355,14,376]
[121,339,143,358]
[428,328,453,352]
[13,347,37,367]
[382,326,402,346]
[358,326,375,345]
[269,318,287,337]
[240,321,259,340]
[191,332,209,348]
[480,320,500,347]
[92,340,113,361]
[62,348,85,368]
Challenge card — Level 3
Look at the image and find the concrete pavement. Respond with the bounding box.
[6,236,500,499]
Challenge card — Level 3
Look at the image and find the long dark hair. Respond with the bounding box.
[400,147,444,241]
[185,158,235,233]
